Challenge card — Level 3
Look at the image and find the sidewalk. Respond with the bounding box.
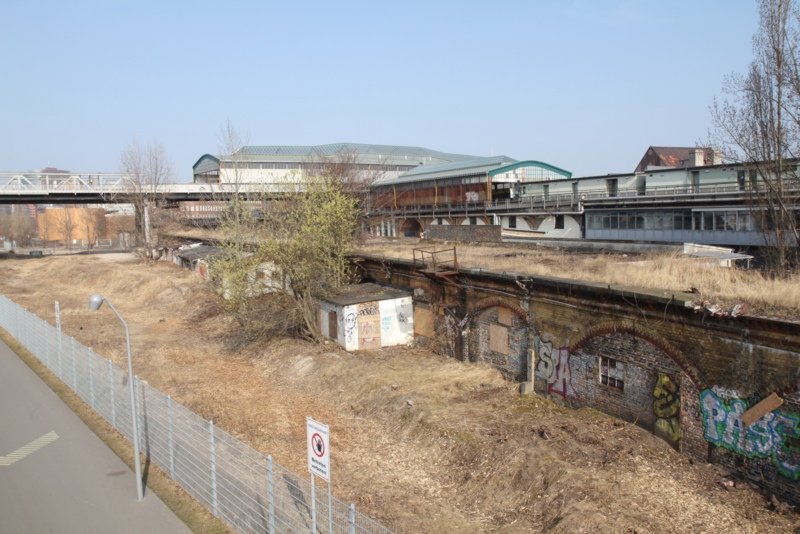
[0,340,192,534]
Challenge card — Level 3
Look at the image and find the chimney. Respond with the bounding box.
[688,149,705,167]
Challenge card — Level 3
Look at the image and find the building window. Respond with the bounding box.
[508,216,517,229]
[555,214,565,229]
[469,216,477,225]
[599,357,624,390]
[437,217,443,225]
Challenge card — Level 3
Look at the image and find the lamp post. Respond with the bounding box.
[88,294,144,501]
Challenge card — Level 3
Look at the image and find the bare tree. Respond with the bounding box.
[302,145,389,236]
[0,206,36,248]
[710,0,800,274]
[119,139,173,260]
[79,206,107,249]
[55,207,77,250]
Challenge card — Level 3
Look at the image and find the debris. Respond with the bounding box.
[730,304,747,317]
[685,286,700,294]
[770,494,793,515]
[721,480,735,488]
[406,399,415,407]
[742,392,784,427]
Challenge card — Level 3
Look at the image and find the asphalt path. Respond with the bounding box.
[0,339,192,534]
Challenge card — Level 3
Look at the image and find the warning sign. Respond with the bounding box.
[306,417,330,481]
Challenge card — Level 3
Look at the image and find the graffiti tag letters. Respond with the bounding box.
[700,390,800,479]
[535,338,577,400]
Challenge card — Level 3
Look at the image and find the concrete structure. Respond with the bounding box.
[317,283,413,351]
[173,244,221,278]
[354,254,800,504]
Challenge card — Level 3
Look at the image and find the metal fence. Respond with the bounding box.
[0,295,392,534]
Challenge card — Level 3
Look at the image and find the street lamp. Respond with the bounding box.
[88,294,144,501]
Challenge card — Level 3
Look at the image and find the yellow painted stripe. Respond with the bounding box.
[0,431,59,466]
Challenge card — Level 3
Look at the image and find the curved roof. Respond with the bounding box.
[376,156,518,185]
[375,157,571,186]
[489,160,572,179]
[192,154,220,173]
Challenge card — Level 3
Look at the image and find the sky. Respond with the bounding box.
[0,0,758,181]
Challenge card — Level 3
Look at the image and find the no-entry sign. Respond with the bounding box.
[306,417,330,481]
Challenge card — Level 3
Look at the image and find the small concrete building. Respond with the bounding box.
[174,245,221,278]
[317,283,413,351]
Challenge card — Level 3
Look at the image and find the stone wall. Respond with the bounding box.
[426,224,502,243]
[355,255,800,504]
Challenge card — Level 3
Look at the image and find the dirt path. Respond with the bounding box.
[1,253,796,533]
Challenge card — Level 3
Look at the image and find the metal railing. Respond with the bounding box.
[0,295,392,534]
[366,180,768,218]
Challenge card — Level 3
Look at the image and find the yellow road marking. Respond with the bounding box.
[0,431,59,466]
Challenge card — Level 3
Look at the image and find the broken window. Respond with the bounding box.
[599,357,624,391]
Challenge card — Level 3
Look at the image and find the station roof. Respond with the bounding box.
[376,156,518,185]
[375,157,572,186]
[204,143,480,166]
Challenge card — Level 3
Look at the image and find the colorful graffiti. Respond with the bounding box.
[653,373,681,450]
[357,302,381,350]
[535,338,577,400]
[700,390,800,479]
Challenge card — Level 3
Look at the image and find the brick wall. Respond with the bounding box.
[355,255,800,504]
[470,307,528,380]
[427,225,502,243]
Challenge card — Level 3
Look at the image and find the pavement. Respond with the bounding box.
[0,339,193,534]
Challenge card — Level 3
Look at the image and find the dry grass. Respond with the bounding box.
[1,253,797,533]
[355,241,800,320]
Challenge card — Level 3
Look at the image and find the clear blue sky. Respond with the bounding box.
[0,0,757,181]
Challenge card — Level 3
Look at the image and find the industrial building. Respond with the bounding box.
[192,143,479,185]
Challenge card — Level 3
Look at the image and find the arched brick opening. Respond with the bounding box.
[399,218,422,237]
[566,322,705,452]
[467,297,530,380]
[471,297,530,325]
[570,322,706,389]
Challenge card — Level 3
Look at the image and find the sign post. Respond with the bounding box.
[55,300,61,331]
[307,417,331,533]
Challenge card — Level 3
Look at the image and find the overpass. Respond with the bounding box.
[0,172,272,205]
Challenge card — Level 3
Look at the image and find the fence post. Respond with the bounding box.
[167,395,174,479]
[136,376,144,453]
[108,359,116,428]
[71,336,77,391]
[44,321,50,370]
[267,455,275,534]
[210,420,218,517]
[349,503,356,534]
[57,327,63,379]
[88,347,95,409]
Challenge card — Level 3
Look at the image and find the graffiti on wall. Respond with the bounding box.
[357,301,381,350]
[700,390,800,479]
[344,311,357,346]
[653,373,681,450]
[535,338,577,400]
